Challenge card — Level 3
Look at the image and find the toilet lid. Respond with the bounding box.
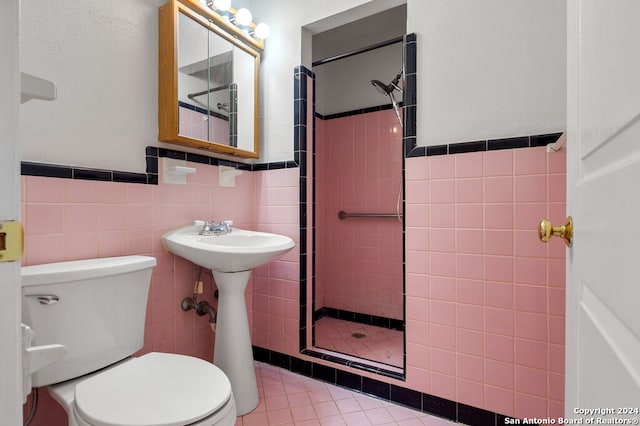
[74,352,232,426]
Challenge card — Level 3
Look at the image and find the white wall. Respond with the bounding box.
[413,0,566,145]
[314,43,403,116]
[19,0,566,168]
[19,0,381,170]
[252,0,566,161]
[247,0,404,162]
[20,0,165,173]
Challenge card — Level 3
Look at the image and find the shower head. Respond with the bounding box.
[370,69,403,96]
[371,79,393,95]
[217,102,229,113]
[371,69,404,128]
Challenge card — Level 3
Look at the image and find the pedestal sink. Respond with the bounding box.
[162,224,295,415]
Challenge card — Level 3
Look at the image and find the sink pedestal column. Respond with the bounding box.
[212,269,258,416]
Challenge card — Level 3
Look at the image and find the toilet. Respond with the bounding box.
[21,255,236,426]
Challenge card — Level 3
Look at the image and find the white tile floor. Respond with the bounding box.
[235,362,461,426]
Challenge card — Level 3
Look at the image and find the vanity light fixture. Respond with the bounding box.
[200,0,269,41]
[253,22,270,40]
[235,8,252,26]
[212,0,230,11]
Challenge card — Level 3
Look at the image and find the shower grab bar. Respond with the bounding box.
[338,210,402,220]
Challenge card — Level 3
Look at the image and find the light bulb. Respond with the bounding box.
[213,0,231,12]
[254,22,270,39]
[235,8,252,26]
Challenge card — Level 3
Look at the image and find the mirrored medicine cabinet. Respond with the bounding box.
[158,0,263,158]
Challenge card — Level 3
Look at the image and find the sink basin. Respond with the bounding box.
[162,223,295,415]
[162,225,295,272]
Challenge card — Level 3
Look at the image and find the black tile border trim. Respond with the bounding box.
[21,161,151,184]
[151,146,298,172]
[294,64,313,361]
[315,307,404,332]
[406,132,564,158]
[253,346,510,426]
[20,134,564,185]
[21,147,299,183]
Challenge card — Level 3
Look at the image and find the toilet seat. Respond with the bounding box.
[72,352,233,426]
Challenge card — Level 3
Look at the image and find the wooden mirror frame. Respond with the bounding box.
[158,0,262,158]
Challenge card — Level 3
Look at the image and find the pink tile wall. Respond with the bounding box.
[252,168,301,355]
[315,109,404,319]
[21,144,566,423]
[21,159,256,426]
[405,146,566,419]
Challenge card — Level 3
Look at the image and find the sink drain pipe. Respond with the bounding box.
[181,267,217,331]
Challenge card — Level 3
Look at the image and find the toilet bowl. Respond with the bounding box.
[21,256,236,426]
[49,353,236,426]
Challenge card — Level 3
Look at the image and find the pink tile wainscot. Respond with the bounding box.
[405,146,566,419]
[22,145,566,424]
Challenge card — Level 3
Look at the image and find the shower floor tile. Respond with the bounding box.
[314,317,404,368]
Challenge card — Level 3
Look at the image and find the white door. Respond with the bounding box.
[566,0,640,416]
[0,0,23,424]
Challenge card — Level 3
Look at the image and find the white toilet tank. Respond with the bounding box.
[21,256,157,388]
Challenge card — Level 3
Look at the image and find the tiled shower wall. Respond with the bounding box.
[315,109,404,320]
[404,147,566,418]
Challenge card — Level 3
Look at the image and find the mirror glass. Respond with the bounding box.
[159,1,261,158]
[177,12,235,146]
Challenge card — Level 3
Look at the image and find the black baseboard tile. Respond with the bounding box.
[252,346,271,363]
[390,384,422,410]
[256,347,510,425]
[362,376,391,400]
[312,363,336,383]
[422,393,457,420]
[458,403,498,426]
[271,351,291,370]
[336,369,362,391]
[290,357,313,377]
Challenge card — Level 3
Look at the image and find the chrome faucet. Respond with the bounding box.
[199,220,233,235]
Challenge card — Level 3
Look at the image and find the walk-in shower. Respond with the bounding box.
[371,69,403,127]
[309,21,406,374]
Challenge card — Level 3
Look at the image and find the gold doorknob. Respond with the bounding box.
[538,216,573,247]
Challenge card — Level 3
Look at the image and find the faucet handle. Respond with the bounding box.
[202,220,216,233]
[222,220,233,233]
